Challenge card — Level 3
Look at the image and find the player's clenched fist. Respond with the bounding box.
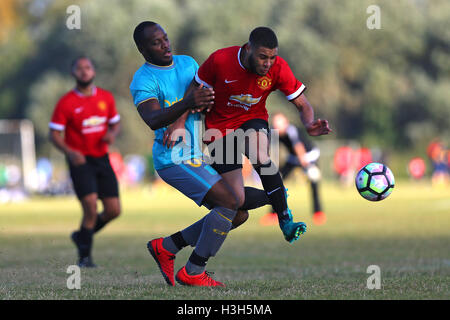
[67,149,86,166]
[305,119,332,136]
[188,83,215,113]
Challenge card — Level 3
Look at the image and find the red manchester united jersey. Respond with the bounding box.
[49,87,120,157]
[195,46,306,140]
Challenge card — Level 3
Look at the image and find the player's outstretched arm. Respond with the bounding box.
[137,84,214,131]
[291,94,332,136]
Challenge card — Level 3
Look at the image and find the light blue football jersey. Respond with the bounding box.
[130,55,203,170]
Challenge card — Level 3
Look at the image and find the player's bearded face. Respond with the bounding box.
[73,59,95,87]
[248,46,278,76]
[248,53,260,75]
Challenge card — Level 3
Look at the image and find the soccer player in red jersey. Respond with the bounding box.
[195,27,332,243]
[49,56,121,267]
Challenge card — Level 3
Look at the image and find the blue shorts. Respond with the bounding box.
[156,159,222,206]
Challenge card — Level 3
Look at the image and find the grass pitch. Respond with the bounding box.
[0,181,449,300]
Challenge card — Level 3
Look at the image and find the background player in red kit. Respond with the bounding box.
[49,56,121,267]
[260,112,326,226]
[195,27,331,243]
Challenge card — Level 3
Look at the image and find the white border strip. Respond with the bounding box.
[49,122,65,131]
[237,47,245,70]
[195,72,213,88]
[286,83,306,101]
[108,114,121,124]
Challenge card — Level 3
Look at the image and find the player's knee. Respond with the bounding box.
[221,192,240,211]
[207,181,240,211]
[108,207,121,219]
[103,202,121,221]
[232,210,249,228]
[227,187,244,210]
[236,192,245,209]
[81,195,97,217]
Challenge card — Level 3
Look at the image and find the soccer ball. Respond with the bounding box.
[355,162,395,201]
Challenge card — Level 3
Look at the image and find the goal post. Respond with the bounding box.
[0,119,37,192]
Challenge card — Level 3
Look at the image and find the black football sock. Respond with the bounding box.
[255,161,290,222]
[240,186,270,210]
[311,182,322,213]
[186,250,209,275]
[162,231,189,254]
[78,226,94,258]
[93,214,107,233]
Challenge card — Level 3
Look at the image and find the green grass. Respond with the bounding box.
[0,181,449,299]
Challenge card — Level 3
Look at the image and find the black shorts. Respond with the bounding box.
[68,154,119,200]
[206,118,269,174]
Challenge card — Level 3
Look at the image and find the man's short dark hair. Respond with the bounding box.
[133,21,158,48]
[71,56,95,72]
[249,27,278,49]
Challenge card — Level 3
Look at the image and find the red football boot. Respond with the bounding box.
[147,238,176,286]
[175,266,225,287]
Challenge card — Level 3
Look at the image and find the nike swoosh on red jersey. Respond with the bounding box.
[225,79,238,84]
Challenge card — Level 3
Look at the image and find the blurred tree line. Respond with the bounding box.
[0,0,449,157]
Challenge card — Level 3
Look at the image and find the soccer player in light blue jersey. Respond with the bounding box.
[130,21,251,287]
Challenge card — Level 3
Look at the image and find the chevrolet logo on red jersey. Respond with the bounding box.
[229,94,261,107]
[82,116,107,127]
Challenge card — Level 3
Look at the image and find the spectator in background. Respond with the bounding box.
[333,145,354,185]
[427,139,449,186]
[408,157,426,180]
[333,145,373,186]
[353,146,372,171]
